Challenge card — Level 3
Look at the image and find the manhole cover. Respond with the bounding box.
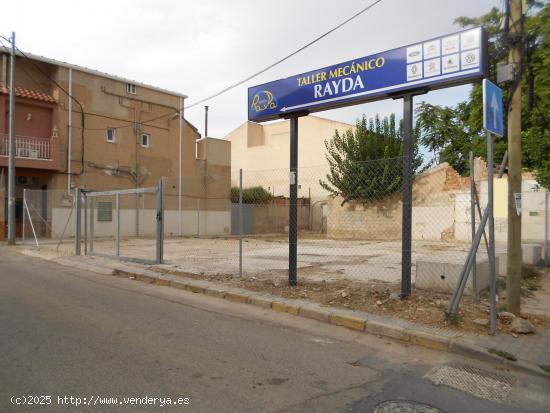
[425,364,513,402]
[374,400,445,413]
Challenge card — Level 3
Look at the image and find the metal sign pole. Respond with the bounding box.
[289,115,299,286]
[239,168,243,277]
[487,130,497,334]
[155,177,165,264]
[401,94,413,299]
[470,151,478,302]
[115,192,120,257]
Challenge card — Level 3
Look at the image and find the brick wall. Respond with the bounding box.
[327,163,466,241]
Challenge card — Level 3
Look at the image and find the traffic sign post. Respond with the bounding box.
[483,79,504,137]
[483,79,503,334]
[248,27,487,290]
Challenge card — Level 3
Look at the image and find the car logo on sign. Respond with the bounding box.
[408,51,420,58]
[251,90,277,113]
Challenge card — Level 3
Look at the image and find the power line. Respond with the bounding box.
[184,0,385,109]
[75,110,179,131]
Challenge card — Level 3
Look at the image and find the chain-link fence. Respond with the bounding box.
[79,183,164,264]
[18,158,550,303]
[153,158,550,300]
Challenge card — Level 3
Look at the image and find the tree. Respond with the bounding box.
[319,114,425,205]
[415,2,550,186]
[230,186,273,204]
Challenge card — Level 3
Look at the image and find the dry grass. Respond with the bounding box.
[148,266,549,335]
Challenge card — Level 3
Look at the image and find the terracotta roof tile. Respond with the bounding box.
[0,83,56,103]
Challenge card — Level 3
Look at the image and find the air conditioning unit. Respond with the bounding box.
[28,149,39,158]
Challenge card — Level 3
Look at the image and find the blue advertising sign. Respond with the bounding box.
[249,27,487,122]
[483,79,504,137]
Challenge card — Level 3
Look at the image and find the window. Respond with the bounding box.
[97,201,113,222]
[106,127,116,143]
[126,83,137,94]
[141,133,150,148]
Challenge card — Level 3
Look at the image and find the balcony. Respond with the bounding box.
[0,134,61,171]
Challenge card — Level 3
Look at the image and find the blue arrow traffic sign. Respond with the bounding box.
[483,79,504,137]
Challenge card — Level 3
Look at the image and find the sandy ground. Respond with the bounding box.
[34,235,507,285]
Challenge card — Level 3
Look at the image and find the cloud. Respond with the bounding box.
[6,0,496,137]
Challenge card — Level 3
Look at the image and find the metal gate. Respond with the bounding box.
[75,178,165,264]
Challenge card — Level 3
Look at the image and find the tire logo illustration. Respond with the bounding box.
[251,90,277,113]
[465,53,476,64]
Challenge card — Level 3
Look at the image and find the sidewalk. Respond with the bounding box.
[22,248,550,379]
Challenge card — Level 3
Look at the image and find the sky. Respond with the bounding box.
[6,0,500,138]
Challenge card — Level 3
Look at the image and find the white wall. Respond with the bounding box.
[51,207,231,239]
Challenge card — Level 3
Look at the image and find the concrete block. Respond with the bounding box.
[186,283,206,294]
[407,329,450,351]
[225,292,249,304]
[272,301,300,315]
[299,306,331,323]
[204,287,227,298]
[523,244,542,265]
[155,278,171,287]
[329,313,366,331]
[365,320,408,341]
[416,257,494,295]
[171,281,189,291]
[248,295,273,309]
[135,274,157,284]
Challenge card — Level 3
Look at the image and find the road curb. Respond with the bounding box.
[85,265,550,380]
[329,313,366,331]
[448,338,550,380]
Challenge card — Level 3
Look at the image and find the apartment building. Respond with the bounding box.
[225,115,353,200]
[0,48,230,239]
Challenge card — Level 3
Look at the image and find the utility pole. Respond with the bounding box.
[506,0,523,315]
[7,31,16,245]
[204,105,209,138]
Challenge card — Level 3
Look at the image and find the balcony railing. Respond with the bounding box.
[0,134,51,160]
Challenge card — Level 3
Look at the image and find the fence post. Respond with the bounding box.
[90,197,95,253]
[115,192,120,257]
[155,177,165,264]
[75,188,81,256]
[470,151,477,302]
[23,196,39,250]
[84,192,88,255]
[239,168,243,277]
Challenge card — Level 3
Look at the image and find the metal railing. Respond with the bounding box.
[0,134,51,159]
[76,178,166,265]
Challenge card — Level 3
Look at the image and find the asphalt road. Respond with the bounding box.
[1,246,549,413]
